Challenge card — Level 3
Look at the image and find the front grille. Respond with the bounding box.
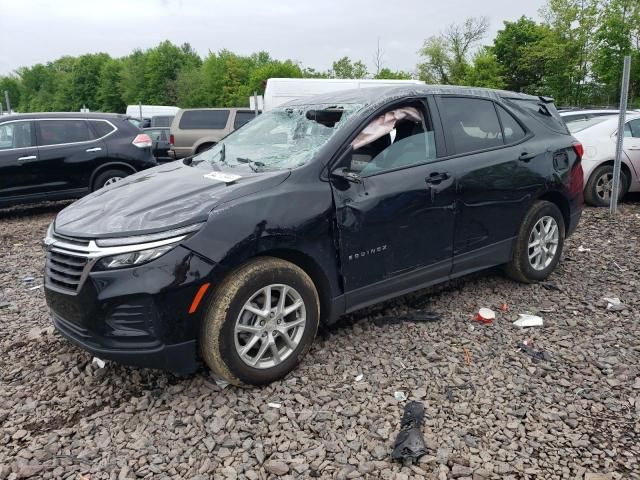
[46,250,89,293]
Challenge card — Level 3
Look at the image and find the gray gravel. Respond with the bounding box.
[1,200,639,479]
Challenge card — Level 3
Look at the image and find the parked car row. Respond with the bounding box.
[0,113,156,207]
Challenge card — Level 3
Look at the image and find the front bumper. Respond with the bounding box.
[45,245,217,374]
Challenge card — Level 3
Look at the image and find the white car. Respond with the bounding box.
[571,114,640,206]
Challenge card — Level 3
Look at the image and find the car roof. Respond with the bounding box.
[573,113,640,134]
[283,84,541,108]
[0,112,130,121]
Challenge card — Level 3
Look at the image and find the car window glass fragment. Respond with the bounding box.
[191,103,360,171]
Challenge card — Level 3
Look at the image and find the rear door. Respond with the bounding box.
[435,96,543,274]
[233,111,259,131]
[35,119,107,193]
[623,118,640,178]
[0,120,41,200]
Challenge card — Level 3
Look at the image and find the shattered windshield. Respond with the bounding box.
[190,103,362,171]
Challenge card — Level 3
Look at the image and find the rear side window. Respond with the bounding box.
[438,97,503,155]
[624,119,640,138]
[0,121,34,150]
[179,110,229,130]
[234,111,257,130]
[496,105,527,143]
[151,116,174,128]
[90,120,116,138]
[507,98,569,134]
[38,120,95,146]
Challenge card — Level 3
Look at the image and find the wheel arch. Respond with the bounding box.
[194,140,217,154]
[589,159,633,186]
[90,162,136,189]
[256,248,332,325]
[536,191,570,230]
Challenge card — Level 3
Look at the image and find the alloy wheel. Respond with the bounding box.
[234,284,306,369]
[103,176,124,186]
[595,172,613,202]
[527,216,559,271]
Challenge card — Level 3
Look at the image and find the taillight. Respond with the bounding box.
[169,134,174,146]
[572,142,584,159]
[132,133,152,148]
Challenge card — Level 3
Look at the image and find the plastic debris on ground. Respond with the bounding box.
[28,284,43,291]
[499,303,509,312]
[394,391,407,401]
[463,347,472,366]
[513,314,544,327]
[391,401,427,462]
[355,373,364,382]
[517,339,550,363]
[474,307,495,324]
[577,245,591,252]
[373,310,440,326]
[267,402,282,409]
[91,357,106,369]
[603,297,624,311]
[209,375,229,389]
[22,276,35,283]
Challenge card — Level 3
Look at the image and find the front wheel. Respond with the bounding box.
[92,169,130,191]
[200,257,320,386]
[505,200,565,283]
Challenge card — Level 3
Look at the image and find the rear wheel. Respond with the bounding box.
[92,169,130,191]
[200,257,320,386]
[505,200,565,283]
[584,164,629,207]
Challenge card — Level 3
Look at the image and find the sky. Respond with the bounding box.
[0,0,546,76]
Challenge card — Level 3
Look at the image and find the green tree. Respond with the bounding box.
[374,68,413,80]
[418,17,489,84]
[331,57,368,79]
[97,59,126,112]
[464,48,505,88]
[0,76,22,112]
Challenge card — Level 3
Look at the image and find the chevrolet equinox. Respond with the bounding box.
[44,86,583,386]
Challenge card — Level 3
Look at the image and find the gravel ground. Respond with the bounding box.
[0,200,639,480]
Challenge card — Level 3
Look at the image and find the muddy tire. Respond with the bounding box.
[504,200,565,283]
[584,164,629,207]
[200,257,320,386]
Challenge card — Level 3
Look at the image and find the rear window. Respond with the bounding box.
[507,98,569,134]
[496,105,527,143]
[151,116,174,128]
[179,110,229,130]
[234,111,257,130]
[38,120,95,146]
[438,97,503,155]
[90,120,116,138]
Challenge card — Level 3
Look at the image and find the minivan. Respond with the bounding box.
[45,85,583,386]
[169,108,258,159]
[0,113,156,207]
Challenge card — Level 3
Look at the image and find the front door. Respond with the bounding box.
[623,118,640,177]
[330,100,456,311]
[0,120,42,201]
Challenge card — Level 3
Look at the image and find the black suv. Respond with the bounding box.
[0,113,157,207]
[44,86,583,386]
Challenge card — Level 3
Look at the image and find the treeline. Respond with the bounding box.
[1,0,638,112]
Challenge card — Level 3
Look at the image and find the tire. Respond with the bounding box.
[92,169,130,191]
[584,164,629,207]
[504,200,565,283]
[196,143,214,154]
[200,257,320,386]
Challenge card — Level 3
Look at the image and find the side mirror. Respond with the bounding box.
[331,166,362,184]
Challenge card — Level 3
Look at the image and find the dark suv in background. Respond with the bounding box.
[44,86,583,386]
[0,113,156,207]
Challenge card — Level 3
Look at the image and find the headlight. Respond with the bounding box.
[98,244,175,269]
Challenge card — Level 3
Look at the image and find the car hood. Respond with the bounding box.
[54,162,290,238]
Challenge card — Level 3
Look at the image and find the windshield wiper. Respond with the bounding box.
[236,157,266,172]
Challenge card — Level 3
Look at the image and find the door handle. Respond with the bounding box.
[519,151,536,162]
[86,147,102,152]
[425,172,450,185]
[17,155,37,163]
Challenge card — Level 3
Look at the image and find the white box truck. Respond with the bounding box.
[262,78,425,111]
